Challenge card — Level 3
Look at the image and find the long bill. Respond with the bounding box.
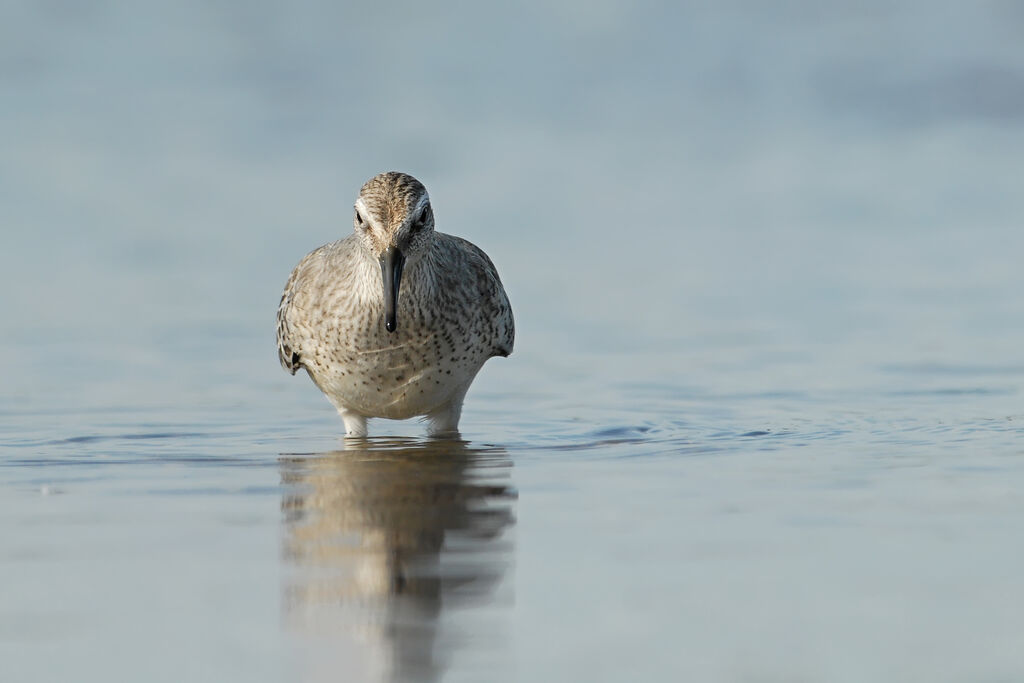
[379,246,406,333]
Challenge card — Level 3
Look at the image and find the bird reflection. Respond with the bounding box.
[280,438,515,683]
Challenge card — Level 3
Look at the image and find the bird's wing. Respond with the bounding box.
[276,245,329,375]
[449,236,515,358]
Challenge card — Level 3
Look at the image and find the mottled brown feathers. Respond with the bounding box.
[358,171,428,229]
[276,171,514,436]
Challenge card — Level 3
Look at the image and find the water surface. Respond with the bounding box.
[3,2,1024,681]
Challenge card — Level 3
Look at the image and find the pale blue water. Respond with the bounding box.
[3,2,1024,681]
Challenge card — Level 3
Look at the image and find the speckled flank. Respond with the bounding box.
[276,171,514,437]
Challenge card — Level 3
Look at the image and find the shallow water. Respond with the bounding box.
[3,2,1024,682]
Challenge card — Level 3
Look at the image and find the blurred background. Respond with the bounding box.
[4,0,1022,406]
[2,2,1024,682]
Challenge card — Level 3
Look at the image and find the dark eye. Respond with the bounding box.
[412,205,430,231]
[355,210,364,226]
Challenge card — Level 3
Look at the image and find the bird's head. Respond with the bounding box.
[352,171,435,333]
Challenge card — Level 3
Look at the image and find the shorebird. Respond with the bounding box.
[276,171,514,437]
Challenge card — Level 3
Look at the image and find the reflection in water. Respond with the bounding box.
[280,439,515,682]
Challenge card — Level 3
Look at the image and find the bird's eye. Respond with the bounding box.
[355,211,364,226]
[412,205,430,231]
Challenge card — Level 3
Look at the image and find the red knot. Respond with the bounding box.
[277,172,514,437]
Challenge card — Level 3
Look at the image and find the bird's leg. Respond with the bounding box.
[338,409,368,437]
[425,407,461,437]
[425,386,469,437]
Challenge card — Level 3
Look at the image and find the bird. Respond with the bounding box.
[276,171,514,437]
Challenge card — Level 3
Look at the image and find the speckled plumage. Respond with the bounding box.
[276,172,514,437]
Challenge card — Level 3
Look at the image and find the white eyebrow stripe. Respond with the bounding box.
[413,194,431,214]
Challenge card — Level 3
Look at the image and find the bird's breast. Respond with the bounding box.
[307,307,490,419]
